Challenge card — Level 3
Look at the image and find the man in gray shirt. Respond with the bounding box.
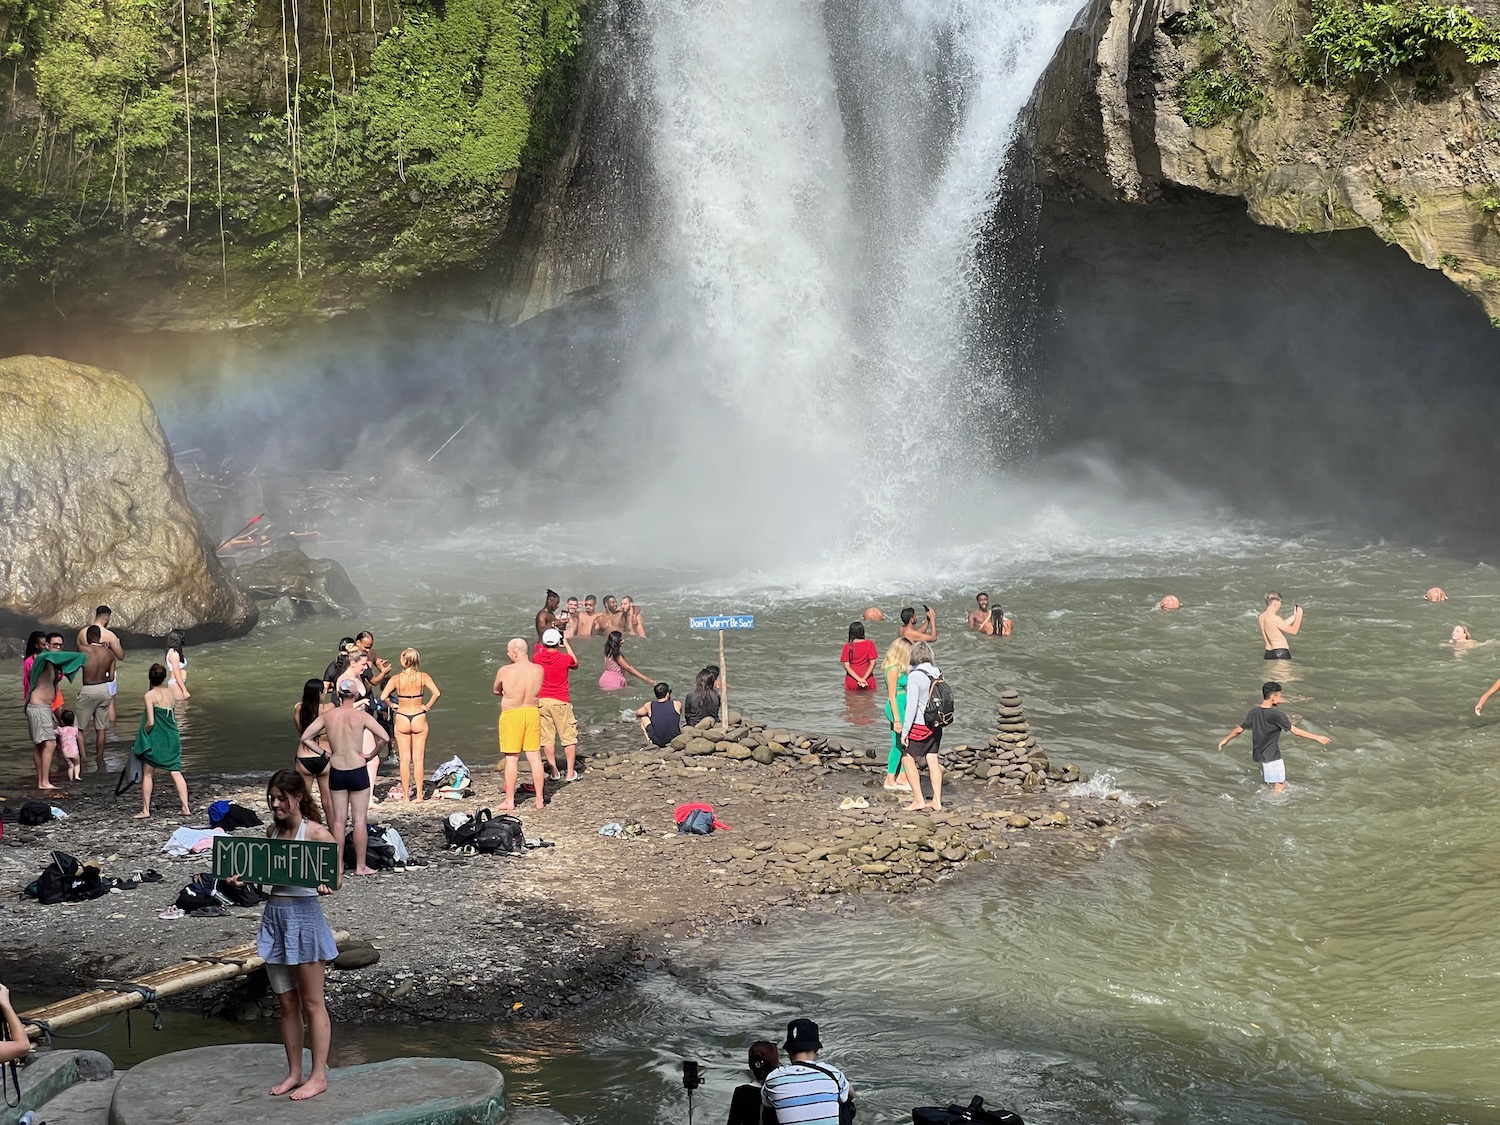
[1219,681,1330,792]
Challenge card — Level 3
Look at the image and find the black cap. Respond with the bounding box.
[784,1018,821,1053]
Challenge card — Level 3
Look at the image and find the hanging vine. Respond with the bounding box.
[178,0,191,229]
[206,0,227,295]
[280,0,304,278]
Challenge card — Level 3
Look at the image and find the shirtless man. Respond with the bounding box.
[1259,592,1303,661]
[535,590,561,640]
[78,624,118,758]
[862,607,887,622]
[620,596,647,638]
[899,606,938,645]
[299,682,389,876]
[493,638,546,810]
[76,606,123,735]
[1157,595,1182,611]
[574,595,601,638]
[595,595,628,636]
[1426,587,1449,603]
[966,593,1012,635]
[26,663,60,790]
[561,597,582,638]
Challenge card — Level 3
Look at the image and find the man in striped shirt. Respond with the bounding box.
[761,1018,853,1125]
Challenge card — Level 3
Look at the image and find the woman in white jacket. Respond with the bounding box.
[899,642,945,812]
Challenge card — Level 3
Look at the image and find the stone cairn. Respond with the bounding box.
[939,689,1085,790]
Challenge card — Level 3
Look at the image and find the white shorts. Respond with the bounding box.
[108,680,118,698]
[1261,758,1286,784]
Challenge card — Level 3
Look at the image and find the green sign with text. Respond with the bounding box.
[212,836,340,890]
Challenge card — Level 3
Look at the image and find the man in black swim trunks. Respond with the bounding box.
[1259,592,1303,660]
[298,682,389,876]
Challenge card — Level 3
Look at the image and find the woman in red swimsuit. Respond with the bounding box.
[840,621,880,691]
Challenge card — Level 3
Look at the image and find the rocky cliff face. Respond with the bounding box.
[0,355,257,639]
[1025,0,1500,322]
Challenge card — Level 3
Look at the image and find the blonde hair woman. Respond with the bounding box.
[379,648,441,803]
[882,637,913,792]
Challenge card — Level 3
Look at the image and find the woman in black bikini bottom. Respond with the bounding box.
[293,678,333,818]
[380,648,442,804]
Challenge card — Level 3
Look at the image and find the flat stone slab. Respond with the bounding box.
[109,1044,504,1125]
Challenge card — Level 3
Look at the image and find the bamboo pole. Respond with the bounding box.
[19,931,351,1042]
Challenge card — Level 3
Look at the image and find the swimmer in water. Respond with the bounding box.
[1157,595,1181,611]
[1426,587,1449,602]
[1452,625,1475,646]
[862,607,887,622]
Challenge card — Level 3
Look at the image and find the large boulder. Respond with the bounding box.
[233,550,365,621]
[0,355,257,640]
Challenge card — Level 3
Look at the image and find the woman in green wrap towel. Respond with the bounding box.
[882,637,913,792]
[134,663,190,819]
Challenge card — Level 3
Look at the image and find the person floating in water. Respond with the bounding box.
[1157,595,1181,611]
[1258,592,1303,660]
[1218,680,1330,793]
[1426,587,1449,602]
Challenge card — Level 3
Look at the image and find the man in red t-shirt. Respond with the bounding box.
[533,629,580,781]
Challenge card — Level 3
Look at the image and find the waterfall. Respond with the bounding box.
[625,0,1084,554]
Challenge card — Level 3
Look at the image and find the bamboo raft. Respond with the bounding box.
[18,931,351,1042]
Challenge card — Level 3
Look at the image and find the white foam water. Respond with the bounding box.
[628,0,1090,554]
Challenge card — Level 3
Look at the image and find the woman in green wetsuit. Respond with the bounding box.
[882,637,913,792]
[134,663,190,819]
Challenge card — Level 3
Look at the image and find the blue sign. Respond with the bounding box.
[689,615,755,630]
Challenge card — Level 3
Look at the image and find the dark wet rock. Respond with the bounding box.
[234,549,365,619]
[0,355,258,640]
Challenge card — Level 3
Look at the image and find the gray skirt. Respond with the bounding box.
[258,895,338,966]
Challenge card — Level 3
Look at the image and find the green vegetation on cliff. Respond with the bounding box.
[1168,0,1264,127]
[0,0,584,325]
[1297,0,1500,88]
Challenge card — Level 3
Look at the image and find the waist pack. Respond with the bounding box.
[918,670,955,729]
[912,1096,1023,1125]
[345,824,397,870]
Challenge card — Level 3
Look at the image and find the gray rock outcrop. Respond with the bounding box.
[0,355,257,640]
[232,549,365,622]
[1026,0,1500,321]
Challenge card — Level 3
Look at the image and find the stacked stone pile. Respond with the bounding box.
[648,715,866,766]
[974,689,1085,789]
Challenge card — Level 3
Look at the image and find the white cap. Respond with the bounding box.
[541,628,562,646]
[337,678,360,696]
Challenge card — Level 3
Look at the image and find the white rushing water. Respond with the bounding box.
[631,0,1086,550]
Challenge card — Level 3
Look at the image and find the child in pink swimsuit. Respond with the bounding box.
[57,709,82,781]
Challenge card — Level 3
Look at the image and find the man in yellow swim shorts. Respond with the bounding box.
[493,638,545,811]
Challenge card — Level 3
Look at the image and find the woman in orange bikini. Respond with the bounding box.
[380,648,441,803]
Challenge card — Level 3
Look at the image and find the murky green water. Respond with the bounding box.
[7,497,1500,1123]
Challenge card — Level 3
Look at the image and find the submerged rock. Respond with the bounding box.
[0,356,257,640]
[233,549,366,620]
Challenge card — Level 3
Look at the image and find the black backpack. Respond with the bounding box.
[919,669,955,729]
[19,800,52,826]
[913,1096,1023,1125]
[444,808,487,850]
[30,851,106,905]
[345,825,396,870]
[475,814,524,855]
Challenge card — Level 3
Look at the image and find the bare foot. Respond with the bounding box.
[289,1076,327,1101]
[902,802,928,812]
[178,807,192,817]
[133,811,152,819]
[497,801,515,811]
[929,803,944,812]
[412,795,425,804]
[352,866,378,876]
[533,797,545,809]
[37,782,59,791]
[270,1073,303,1096]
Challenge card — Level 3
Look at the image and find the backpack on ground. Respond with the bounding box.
[678,809,715,835]
[444,808,488,850]
[345,824,396,870]
[29,851,106,905]
[216,877,266,907]
[920,669,955,729]
[19,800,52,826]
[208,800,263,831]
[475,814,524,855]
